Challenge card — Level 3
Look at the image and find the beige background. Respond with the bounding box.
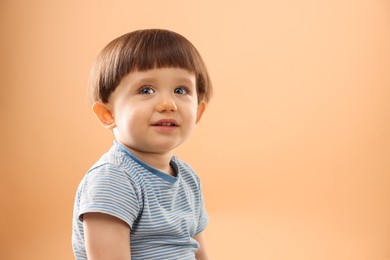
[1,0,389,259]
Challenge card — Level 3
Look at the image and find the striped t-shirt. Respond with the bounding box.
[72,141,208,259]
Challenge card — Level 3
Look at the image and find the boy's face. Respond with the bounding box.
[98,67,205,155]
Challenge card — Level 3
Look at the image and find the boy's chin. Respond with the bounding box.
[125,142,181,155]
[147,144,181,155]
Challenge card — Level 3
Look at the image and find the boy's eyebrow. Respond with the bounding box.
[133,77,157,85]
[134,76,195,86]
[175,77,196,85]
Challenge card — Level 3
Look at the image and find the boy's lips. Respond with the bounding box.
[151,119,179,127]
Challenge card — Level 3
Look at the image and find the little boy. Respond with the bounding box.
[72,29,212,260]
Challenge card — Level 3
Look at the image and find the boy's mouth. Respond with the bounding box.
[151,119,179,127]
[155,122,177,126]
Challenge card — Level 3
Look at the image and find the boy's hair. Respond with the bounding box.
[89,29,212,104]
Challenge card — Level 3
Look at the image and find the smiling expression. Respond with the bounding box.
[105,67,205,156]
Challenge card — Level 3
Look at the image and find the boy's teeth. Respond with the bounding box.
[160,122,173,126]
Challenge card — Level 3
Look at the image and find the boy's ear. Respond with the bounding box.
[196,102,206,124]
[92,102,116,129]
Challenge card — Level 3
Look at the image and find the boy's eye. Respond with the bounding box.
[174,87,189,95]
[138,86,155,95]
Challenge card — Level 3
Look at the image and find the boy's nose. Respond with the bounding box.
[155,97,177,112]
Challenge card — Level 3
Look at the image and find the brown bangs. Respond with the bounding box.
[89,29,212,104]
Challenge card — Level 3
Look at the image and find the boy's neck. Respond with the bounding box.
[124,145,176,176]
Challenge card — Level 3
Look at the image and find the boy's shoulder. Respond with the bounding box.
[88,142,128,172]
[78,142,144,194]
[172,156,202,186]
[172,157,195,174]
[84,142,146,185]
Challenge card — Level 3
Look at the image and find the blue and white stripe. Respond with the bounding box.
[72,141,208,259]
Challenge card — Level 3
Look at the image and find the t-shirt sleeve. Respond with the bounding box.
[77,163,140,229]
[195,179,208,235]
